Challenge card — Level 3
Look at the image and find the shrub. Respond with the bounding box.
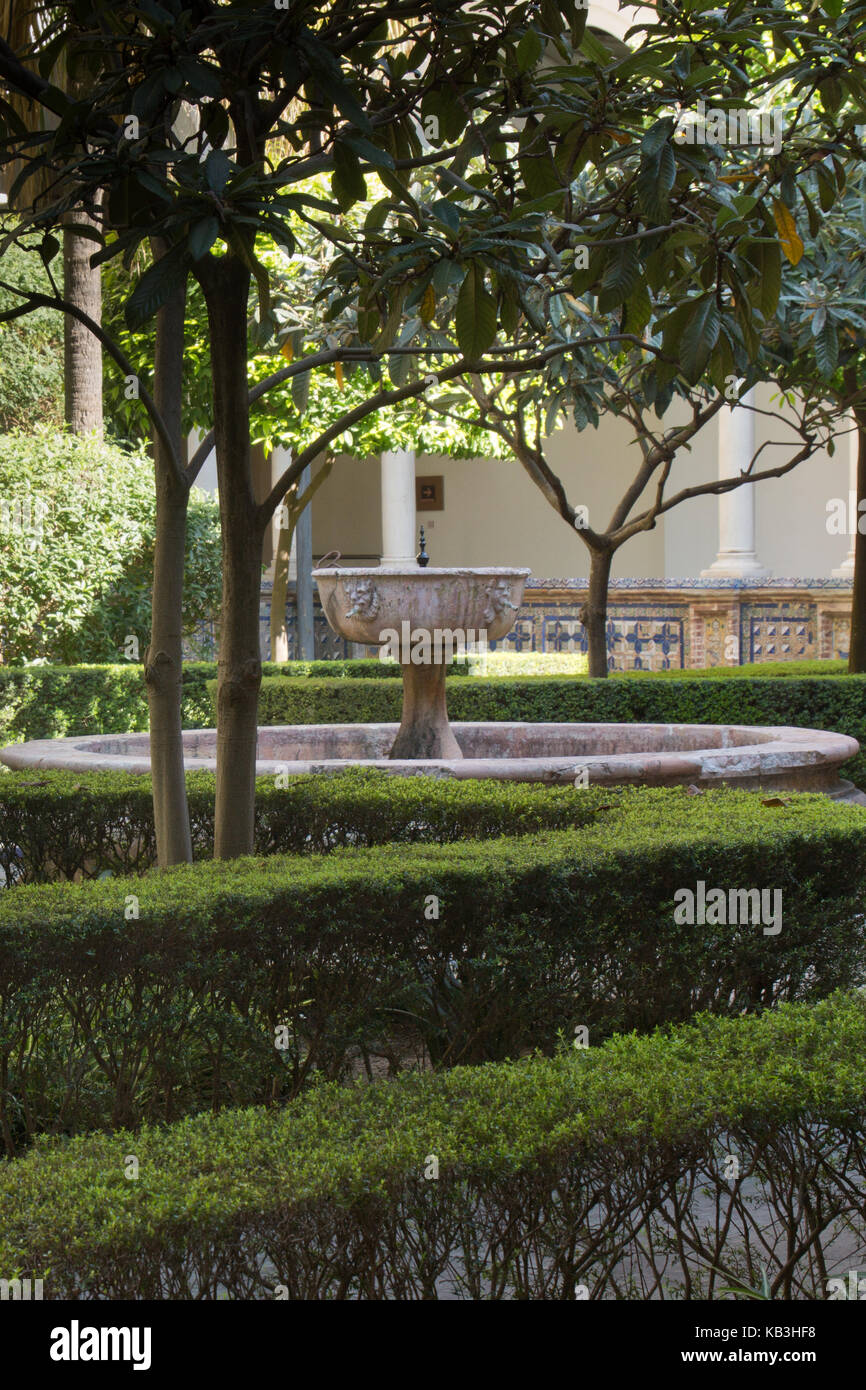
[1,993,863,1299]
[0,766,598,885]
[0,244,63,433]
[0,659,424,747]
[0,788,862,1150]
[0,428,221,664]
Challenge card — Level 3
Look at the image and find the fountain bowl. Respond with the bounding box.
[313,565,531,647]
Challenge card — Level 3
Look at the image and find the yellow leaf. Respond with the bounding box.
[280,339,293,362]
[335,361,344,390]
[601,128,630,146]
[420,284,436,324]
[772,197,804,266]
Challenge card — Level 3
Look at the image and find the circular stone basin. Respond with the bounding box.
[2,722,862,800]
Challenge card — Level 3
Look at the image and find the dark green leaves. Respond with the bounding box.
[637,137,676,223]
[204,149,231,196]
[332,144,367,212]
[125,243,187,329]
[679,295,720,383]
[455,265,497,358]
[188,217,219,262]
[814,317,839,377]
[597,243,640,314]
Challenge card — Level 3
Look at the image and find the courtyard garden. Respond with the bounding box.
[0,0,865,1348]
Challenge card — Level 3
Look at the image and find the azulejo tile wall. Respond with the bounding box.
[257,577,853,670]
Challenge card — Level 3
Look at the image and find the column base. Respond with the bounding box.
[831,557,855,578]
[700,554,770,579]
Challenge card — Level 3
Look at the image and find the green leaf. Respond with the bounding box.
[188,216,219,262]
[332,144,367,212]
[597,243,640,313]
[125,244,187,330]
[517,29,544,72]
[342,134,395,171]
[679,295,721,383]
[637,142,676,223]
[641,119,675,157]
[39,234,60,266]
[621,280,652,337]
[579,27,613,65]
[455,265,497,358]
[204,149,231,195]
[815,318,839,377]
[292,368,311,416]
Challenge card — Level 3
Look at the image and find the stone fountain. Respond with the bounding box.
[2,542,863,801]
[313,559,529,759]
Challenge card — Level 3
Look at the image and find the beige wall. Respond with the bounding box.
[309,384,853,581]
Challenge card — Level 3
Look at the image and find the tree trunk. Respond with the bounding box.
[848,411,866,673]
[144,244,192,866]
[63,203,103,435]
[579,546,613,678]
[201,254,263,859]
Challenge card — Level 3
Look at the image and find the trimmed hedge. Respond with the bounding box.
[0,788,863,1151]
[0,659,850,747]
[0,659,412,746]
[256,670,866,788]
[0,767,598,885]
[1,993,864,1299]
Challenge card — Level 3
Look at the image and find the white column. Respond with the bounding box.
[380,449,417,568]
[832,421,858,577]
[701,388,769,578]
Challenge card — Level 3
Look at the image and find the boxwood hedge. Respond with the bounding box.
[1,993,863,1300]
[0,788,863,1152]
[0,659,407,746]
[0,767,598,885]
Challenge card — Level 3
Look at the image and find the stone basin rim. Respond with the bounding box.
[1,723,860,800]
[311,566,533,577]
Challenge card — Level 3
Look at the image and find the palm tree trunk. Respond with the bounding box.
[63,207,103,434]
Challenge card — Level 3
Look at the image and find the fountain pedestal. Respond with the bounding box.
[391,661,462,759]
[312,566,530,759]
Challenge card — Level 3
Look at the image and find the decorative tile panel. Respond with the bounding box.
[234,578,854,670]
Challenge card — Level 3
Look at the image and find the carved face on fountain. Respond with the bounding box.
[313,564,531,759]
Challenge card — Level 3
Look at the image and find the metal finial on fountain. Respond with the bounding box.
[417,527,429,567]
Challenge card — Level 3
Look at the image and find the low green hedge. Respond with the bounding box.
[256,671,866,788]
[0,767,597,885]
[0,659,411,746]
[0,659,851,747]
[2,993,863,1299]
[0,788,863,1151]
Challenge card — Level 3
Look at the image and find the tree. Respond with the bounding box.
[0,1,104,433]
[390,15,865,673]
[770,151,866,671]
